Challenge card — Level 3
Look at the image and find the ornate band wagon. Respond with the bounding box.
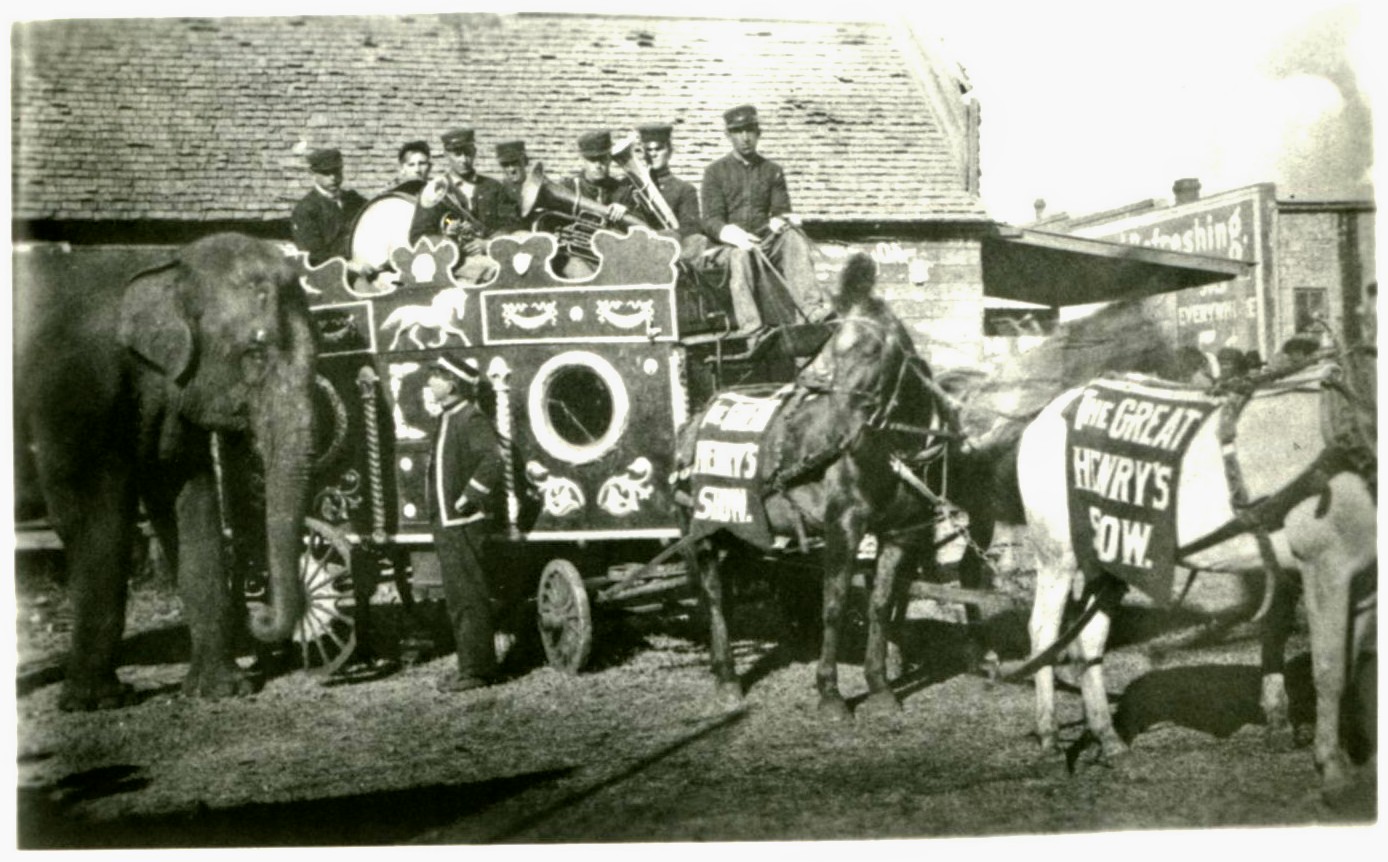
[268,224,827,674]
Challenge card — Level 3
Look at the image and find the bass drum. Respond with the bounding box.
[349,181,424,269]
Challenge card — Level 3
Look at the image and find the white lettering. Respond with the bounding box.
[1121,519,1154,567]
[1088,507,1155,568]
[693,486,753,524]
[694,440,759,480]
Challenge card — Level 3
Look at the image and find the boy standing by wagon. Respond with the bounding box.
[425,354,505,692]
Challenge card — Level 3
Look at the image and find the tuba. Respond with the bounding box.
[519,161,646,265]
[611,131,679,231]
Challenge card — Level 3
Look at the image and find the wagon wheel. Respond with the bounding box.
[294,517,358,677]
[536,558,593,674]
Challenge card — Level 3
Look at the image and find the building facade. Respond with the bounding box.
[1048,181,1375,358]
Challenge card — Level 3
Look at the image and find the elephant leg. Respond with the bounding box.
[53,464,139,711]
[176,470,256,699]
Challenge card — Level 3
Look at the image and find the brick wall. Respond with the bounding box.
[1275,208,1376,345]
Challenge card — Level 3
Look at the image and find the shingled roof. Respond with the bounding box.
[12,13,987,225]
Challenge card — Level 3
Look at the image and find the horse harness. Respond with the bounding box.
[1173,349,1377,615]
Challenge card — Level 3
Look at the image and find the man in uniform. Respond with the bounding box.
[636,122,708,265]
[292,147,370,268]
[410,127,522,282]
[495,139,531,196]
[701,105,828,336]
[425,354,505,693]
[555,130,646,278]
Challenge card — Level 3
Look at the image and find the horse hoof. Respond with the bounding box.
[714,681,743,711]
[1097,740,1131,771]
[1263,721,1296,752]
[818,696,852,723]
[859,691,902,718]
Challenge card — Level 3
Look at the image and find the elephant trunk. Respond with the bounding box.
[246,319,316,643]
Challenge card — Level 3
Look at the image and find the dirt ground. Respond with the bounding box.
[12,545,1378,850]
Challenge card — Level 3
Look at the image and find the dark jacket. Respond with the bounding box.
[427,399,505,528]
[292,188,367,265]
[641,168,702,240]
[410,173,522,246]
[700,151,792,239]
[560,174,641,217]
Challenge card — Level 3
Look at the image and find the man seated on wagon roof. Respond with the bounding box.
[701,104,830,338]
[291,147,373,275]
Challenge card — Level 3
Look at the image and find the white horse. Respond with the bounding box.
[379,286,471,349]
[1016,362,1375,799]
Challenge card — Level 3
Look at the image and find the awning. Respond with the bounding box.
[982,227,1250,307]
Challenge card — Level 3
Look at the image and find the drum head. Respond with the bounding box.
[350,194,416,268]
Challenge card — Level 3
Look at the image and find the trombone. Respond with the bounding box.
[610,130,680,232]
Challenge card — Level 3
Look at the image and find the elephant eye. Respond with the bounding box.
[240,344,269,382]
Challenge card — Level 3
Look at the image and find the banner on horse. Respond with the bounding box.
[686,388,794,547]
[1062,376,1220,602]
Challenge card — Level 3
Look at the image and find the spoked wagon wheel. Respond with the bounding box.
[294,517,358,677]
[536,558,593,674]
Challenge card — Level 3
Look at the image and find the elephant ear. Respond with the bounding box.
[118,267,195,382]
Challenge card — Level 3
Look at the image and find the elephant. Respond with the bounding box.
[15,233,316,710]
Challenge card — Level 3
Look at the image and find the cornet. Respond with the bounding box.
[610,131,680,231]
[420,176,489,240]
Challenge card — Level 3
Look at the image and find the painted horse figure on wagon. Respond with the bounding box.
[672,252,954,719]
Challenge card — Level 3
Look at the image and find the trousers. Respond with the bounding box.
[433,520,497,681]
[703,228,825,333]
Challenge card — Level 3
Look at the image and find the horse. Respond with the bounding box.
[944,300,1185,586]
[671,252,950,719]
[1014,357,1377,800]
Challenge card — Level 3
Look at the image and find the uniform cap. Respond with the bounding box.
[723,104,760,131]
[307,148,343,173]
[441,128,476,151]
[495,140,528,164]
[578,130,613,158]
[430,354,481,385]
[637,123,673,145]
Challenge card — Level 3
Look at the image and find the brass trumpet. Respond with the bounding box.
[420,176,489,240]
[611,130,679,231]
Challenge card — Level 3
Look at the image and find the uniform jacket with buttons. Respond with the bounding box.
[638,168,702,240]
[427,399,505,528]
[292,187,367,265]
[700,151,792,239]
[410,172,523,246]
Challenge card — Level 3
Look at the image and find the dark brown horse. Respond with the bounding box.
[675,253,948,719]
